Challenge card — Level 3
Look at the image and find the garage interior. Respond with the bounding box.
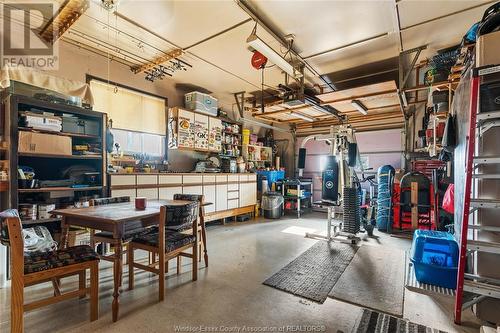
[1,1,500,332]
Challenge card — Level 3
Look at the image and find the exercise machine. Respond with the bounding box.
[298,125,363,244]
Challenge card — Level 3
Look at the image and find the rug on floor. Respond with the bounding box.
[354,308,447,333]
[263,241,358,303]
[329,245,405,317]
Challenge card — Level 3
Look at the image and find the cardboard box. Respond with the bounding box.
[476,30,500,67]
[19,131,72,156]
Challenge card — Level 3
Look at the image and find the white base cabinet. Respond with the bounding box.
[109,173,257,218]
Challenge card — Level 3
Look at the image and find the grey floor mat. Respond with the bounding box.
[329,245,405,317]
[263,241,358,303]
[354,308,447,333]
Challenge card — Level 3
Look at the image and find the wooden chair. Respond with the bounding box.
[89,196,147,264]
[171,194,208,272]
[127,201,199,301]
[0,209,99,333]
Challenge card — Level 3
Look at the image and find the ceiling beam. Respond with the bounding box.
[302,32,389,60]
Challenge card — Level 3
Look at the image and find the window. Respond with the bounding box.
[90,79,166,135]
[89,78,167,158]
[111,128,165,157]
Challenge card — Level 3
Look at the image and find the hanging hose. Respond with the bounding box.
[376,165,395,232]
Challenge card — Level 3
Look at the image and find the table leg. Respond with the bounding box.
[59,217,69,250]
[112,238,123,322]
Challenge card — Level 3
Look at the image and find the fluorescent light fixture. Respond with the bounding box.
[290,111,314,122]
[400,92,408,107]
[351,100,368,115]
[247,33,302,79]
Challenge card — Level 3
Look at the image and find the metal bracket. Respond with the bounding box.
[234,91,246,118]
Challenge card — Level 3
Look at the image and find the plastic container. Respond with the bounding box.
[262,192,283,219]
[256,170,285,191]
[410,230,459,289]
[242,129,250,145]
[184,91,218,116]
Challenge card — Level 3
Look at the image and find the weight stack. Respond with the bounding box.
[342,187,360,234]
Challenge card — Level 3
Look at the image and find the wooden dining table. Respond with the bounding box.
[52,199,192,322]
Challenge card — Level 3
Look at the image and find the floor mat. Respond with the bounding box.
[354,308,447,333]
[263,241,358,303]
[329,245,405,317]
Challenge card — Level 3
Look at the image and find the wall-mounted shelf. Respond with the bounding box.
[18,186,103,193]
[18,127,100,139]
[19,152,102,159]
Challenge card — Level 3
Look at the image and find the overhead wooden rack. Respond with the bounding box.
[251,80,405,133]
[131,48,183,74]
[39,0,90,44]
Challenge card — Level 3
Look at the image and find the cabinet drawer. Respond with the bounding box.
[227,191,239,199]
[159,175,182,184]
[216,175,227,183]
[227,175,239,182]
[228,199,239,209]
[248,174,257,181]
[111,189,136,199]
[183,175,203,184]
[111,175,136,186]
[203,175,216,183]
[227,183,239,191]
[137,175,158,185]
[183,185,203,195]
[137,188,158,200]
[159,187,182,200]
[239,174,249,181]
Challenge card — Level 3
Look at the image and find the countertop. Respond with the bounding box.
[108,172,256,176]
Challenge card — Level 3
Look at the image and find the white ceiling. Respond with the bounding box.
[10,0,496,109]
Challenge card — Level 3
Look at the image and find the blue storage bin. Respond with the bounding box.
[256,170,285,191]
[410,230,459,289]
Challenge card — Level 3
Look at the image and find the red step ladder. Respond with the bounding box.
[454,65,500,324]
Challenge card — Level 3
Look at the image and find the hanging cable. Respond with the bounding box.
[261,66,265,114]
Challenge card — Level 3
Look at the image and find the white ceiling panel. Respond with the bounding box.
[398,0,492,28]
[250,0,397,57]
[401,3,489,57]
[307,33,399,74]
[115,0,248,48]
[188,20,288,96]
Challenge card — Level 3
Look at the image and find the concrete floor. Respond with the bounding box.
[0,213,482,333]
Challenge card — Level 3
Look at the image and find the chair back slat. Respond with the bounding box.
[172,194,205,218]
[90,196,130,206]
